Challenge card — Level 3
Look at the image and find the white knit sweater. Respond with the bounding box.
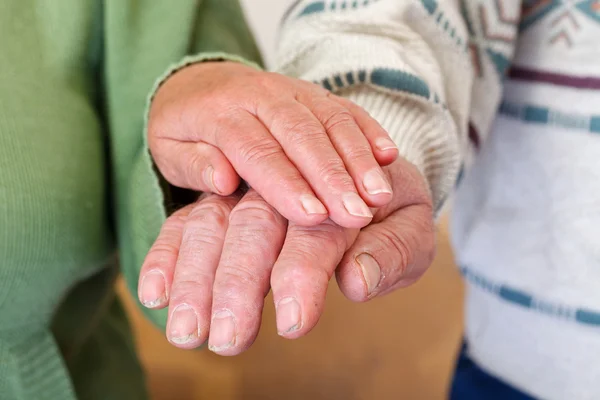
[277,1,600,399]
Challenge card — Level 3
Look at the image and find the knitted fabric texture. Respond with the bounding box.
[277,1,600,399]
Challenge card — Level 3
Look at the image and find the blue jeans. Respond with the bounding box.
[450,343,536,399]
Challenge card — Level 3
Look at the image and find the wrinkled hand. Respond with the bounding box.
[138,156,435,355]
[148,61,399,229]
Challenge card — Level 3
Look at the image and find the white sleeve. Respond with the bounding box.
[276,0,521,213]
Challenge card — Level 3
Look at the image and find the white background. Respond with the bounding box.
[239,0,294,68]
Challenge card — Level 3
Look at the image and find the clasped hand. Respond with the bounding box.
[137,62,435,355]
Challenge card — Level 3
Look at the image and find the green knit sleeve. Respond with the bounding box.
[146,0,265,105]
[104,0,263,331]
[190,0,263,65]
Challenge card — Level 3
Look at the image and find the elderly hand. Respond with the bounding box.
[148,61,399,229]
[137,156,435,355]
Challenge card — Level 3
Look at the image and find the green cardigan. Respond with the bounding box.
[0,1,261,399]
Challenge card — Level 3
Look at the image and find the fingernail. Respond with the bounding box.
[208,310,236,351]
[356,253,381,295]
[300,194,328,215]
[168,304,199,345]
[204,165,221,193]
[342,192,373,218]
[276,297,302,335]
[375,138,398,152]
[139,271,167,308]
[363,169,392,196]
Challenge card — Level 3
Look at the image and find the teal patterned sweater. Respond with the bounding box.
[277,1,600,399]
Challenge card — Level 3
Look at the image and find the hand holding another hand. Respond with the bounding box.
[148,61,399,229]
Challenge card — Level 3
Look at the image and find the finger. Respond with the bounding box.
[369,156,434,225]
[255,99,373,228]
[150,139,240,195]
[208,190,287,355]
[299,92,393,208]
[165,194,240,349]
[336,158,435,302]
[208,112,329,227]
[270,220,359,339]
[138,205,194,309]
[336,204,435,302]
[331,94,399,166]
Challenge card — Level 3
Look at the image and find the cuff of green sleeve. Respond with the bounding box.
[146,52,263,110]
[340,86,462,217]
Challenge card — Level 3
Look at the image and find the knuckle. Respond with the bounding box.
[375,227,414,275]
[320,108,356,132]
[379,207,437,275]
[217,265,266,294]
[237,137,282,166]
[339,144,374,162]
[148,242,180,260]
[177,235,222,267]
[374,210,436,278]
[183,201,231,233]
[290,222,347,256]
[228,200,280,227]
[316,160,352,187]
[275,114,325,144]
[182,229,223,252]
[186,152,208,188]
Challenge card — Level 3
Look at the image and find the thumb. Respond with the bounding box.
[149,137,240,195]
[336,157,436,301]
